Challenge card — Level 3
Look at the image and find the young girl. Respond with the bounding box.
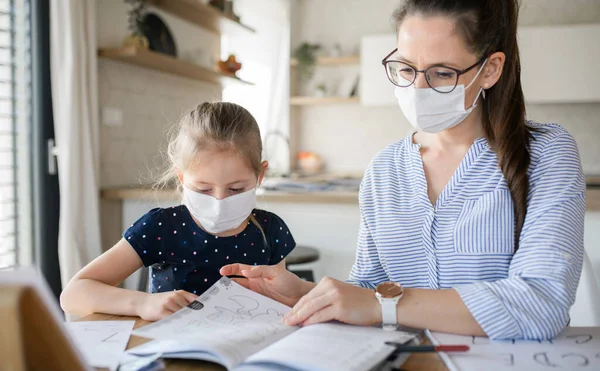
[60,102,296,321]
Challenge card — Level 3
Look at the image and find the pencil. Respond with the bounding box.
[384,343,470,352]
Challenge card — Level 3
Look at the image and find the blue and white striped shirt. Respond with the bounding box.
[348,123,586,340]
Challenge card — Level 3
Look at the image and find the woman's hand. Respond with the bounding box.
[220,261,314,307]
[282,277,381,327]
[136,290,198,321]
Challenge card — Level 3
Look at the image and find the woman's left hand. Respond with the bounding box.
[282,277,381,327]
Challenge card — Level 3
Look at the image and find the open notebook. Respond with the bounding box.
[129,277,415,371]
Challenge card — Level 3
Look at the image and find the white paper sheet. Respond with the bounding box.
[243,323,416,371]
[65,320,135,371]
[132,277,297,369]
[428,327,600,371]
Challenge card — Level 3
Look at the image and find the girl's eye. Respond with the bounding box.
[229,188,245,193]
[198,189,212,193]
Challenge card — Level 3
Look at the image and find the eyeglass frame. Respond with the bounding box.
[381,48,487,93]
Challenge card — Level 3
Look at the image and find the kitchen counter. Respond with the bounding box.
[102,177,600,210]
[101,187,359,204]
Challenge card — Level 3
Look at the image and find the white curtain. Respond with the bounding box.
[50,0,103,289]
[222,0,292,173]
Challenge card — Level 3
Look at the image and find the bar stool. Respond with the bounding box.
[137,267,151,292]
[285,245,320,282]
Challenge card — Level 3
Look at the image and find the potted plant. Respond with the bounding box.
[293,42,321,82]
[123,0,149,49]
[315,83,327,97]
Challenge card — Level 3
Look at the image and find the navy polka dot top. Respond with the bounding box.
[123,206,296,295]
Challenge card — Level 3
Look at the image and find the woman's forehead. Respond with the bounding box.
[397,15,475,68]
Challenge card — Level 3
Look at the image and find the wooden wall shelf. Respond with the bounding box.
[290,55,360,67]
[98,46,254,87]
[147,0,256,36]
[290,96,360,106]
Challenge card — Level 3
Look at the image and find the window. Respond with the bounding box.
[0,0,32,269]
[221,0,291,173]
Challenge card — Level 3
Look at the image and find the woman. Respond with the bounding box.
[221,0,586,340]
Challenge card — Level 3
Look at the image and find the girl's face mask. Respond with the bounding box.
[182,185,256,234]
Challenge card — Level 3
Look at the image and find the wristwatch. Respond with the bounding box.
[375,282,404,331]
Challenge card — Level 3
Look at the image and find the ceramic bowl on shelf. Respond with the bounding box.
[141,13,177,57]
[297,152,324,174]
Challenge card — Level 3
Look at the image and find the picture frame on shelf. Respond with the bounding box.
[350,76,360,97]
[337,72,360,97]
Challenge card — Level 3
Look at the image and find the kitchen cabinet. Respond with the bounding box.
[360,34,396,107]
[519,24,600,103]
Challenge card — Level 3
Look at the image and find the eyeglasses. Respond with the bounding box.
[382,48,486,93]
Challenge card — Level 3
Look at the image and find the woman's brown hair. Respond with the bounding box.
[394,0,530,252]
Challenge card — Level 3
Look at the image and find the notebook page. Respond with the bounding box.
[427,327,600,371]
[133,277,297,369]
[242,323,416,371]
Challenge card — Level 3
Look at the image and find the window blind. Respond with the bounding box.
[0,0,31,269]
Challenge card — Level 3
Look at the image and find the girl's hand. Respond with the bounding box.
[136,290,198,321]
[219,261,314,307]
[282,277,381,327]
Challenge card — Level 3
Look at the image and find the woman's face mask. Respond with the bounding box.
[395,60,487,133]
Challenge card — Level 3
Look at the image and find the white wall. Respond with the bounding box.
[585,212,600,284]
[291,0,600,174]
[96,0,222,187]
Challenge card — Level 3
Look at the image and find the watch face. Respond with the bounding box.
[376,282,403,298]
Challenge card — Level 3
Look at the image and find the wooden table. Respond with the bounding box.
[81,313,447,371]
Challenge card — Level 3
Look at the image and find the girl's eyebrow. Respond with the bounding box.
[193,180,251,186]
[227,179,252,186]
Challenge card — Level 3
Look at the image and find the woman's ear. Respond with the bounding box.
[481,51,505,90]
[258,161,269,185]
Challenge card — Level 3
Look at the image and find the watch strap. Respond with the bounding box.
[381,297,398,331]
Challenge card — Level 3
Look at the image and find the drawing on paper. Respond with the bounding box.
[207,295,285,320]
[435,329,600,371]
[133,277,292,347]
[565,334,593,344]
[199,286,220,303]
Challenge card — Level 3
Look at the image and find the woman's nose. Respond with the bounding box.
[414,73,429,89]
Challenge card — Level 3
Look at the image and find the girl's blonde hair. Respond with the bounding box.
[157,102,266,237]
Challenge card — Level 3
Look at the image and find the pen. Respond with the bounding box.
[384,343,470,352]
